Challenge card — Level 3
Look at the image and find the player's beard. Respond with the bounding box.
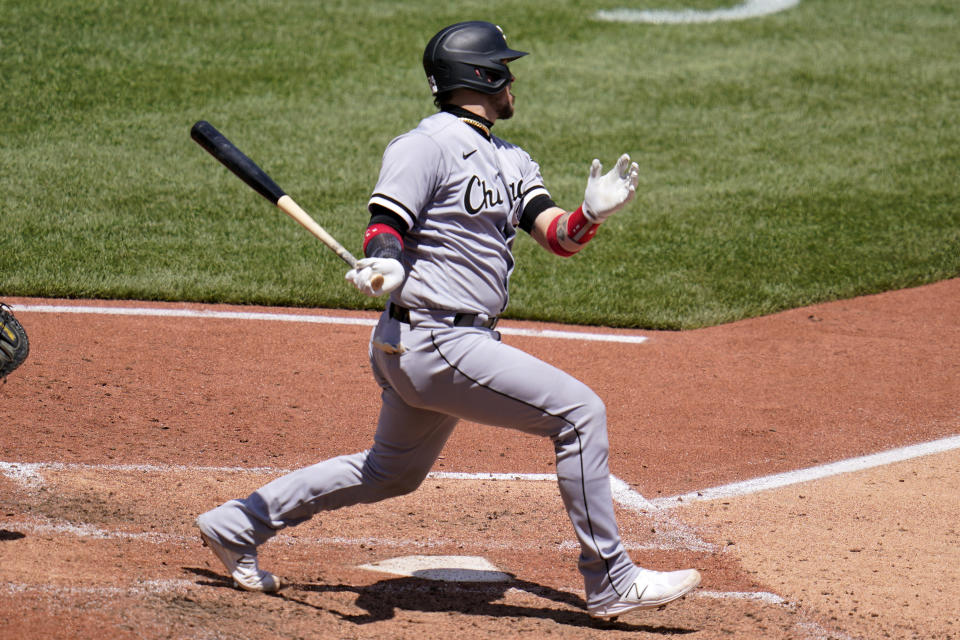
[494,85,515,120]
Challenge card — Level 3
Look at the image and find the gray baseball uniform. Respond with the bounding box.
[198,111,643,609]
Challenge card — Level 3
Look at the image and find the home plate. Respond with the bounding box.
[358,555,513,582]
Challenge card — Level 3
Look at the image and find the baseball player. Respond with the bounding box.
[197,21,701,620]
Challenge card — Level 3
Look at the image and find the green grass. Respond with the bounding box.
[1,0,957,328]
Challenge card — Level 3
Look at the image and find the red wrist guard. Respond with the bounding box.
[546,206,599,257]
[567,206,599,243]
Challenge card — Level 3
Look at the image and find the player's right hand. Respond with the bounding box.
[582,154,639,224]
[345,257,404,297]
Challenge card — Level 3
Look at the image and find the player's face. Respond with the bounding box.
[493,70,516,120]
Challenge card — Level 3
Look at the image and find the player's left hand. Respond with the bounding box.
[345,257,405,297]
[582,154,639,224]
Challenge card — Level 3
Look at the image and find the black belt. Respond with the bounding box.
[389,304,498,329]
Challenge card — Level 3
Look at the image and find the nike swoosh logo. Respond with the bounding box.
[462,149,478,159]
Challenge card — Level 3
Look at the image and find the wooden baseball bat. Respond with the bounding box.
[190,120,382,289]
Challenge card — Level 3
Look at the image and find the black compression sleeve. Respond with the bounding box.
[368,204,409,234]
[364,204,407,260]
[365,233,402,260]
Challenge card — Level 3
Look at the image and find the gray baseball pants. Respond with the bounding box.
[198,308,641,607]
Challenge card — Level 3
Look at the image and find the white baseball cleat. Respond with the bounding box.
[588,568,701,620]
[196,516,280,593]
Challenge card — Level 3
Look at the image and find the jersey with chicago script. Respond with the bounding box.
[368,111,550,316]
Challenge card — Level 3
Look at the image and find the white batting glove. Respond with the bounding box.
[345,257,404,297]
[582,154,640,224]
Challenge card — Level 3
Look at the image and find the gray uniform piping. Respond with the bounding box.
[428,329,622,596]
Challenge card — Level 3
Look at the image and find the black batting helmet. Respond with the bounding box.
[422,21,528,96]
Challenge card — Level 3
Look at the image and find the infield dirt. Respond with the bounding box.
[1,279,958,639]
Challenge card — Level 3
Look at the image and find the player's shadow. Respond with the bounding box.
[184,566,695,634]
[0,529,27,541]
[185,566,237,589]
[287,569,694,634]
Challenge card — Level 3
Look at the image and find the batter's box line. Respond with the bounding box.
[649,433,960,509]
[18,437,960,553]
[1,461,714,553]
[0,516,687,555]
[1,517,190,545]
[433,471,713,551]
[0,579,198,598]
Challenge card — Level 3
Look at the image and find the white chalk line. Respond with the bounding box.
[650,433,960,509]
[0,579,197,598]
[611,476,715,552]
[0,517,666,553]
[2,519,185,544]
[8,434,959,552]
[0,464,705,552]
[0,460,285,480]
[7,433,958,515]
[596,0,801,24]
[13,303,648,344]
[3,435,953,637]
[697,589,785,604]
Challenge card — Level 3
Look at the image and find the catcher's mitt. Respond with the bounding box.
[0,303,29,381]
